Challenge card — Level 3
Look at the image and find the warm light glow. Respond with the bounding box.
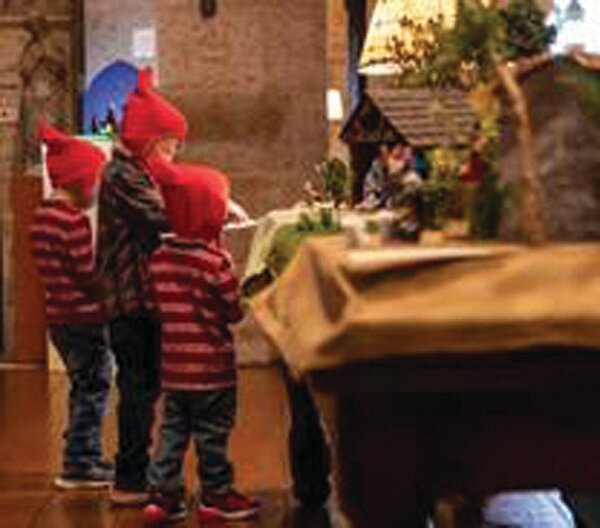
[327,89,344,122]
[359,0,457,76]
[550,0,600,54]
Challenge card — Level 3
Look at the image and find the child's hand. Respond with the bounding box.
[227,199,250,223]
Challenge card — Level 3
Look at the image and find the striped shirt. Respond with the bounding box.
[96,147,170,318]
[149,237,244,392]
[30,200,104,325]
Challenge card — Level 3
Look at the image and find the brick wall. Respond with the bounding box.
[327,0,350,160]
[155,0,327,217]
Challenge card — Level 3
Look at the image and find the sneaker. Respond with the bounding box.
[143,494,187,525]
[197,490,260,521]
[54,462,114,490]
[94,460,116,479]
[110,484,151,507]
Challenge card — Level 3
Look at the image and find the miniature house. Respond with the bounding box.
[341,89,476,199]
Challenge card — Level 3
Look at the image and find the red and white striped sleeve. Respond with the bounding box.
[64,214,97,289]
[197,253,243,324]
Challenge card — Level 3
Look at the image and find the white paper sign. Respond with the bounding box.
[132,27,157,60]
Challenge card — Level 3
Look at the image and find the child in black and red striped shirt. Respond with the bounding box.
[30,124,113,490]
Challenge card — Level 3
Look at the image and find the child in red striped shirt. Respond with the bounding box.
[30,124,113,490]
[144,158,259,524]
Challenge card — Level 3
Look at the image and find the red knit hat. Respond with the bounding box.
[120,68,187,158]
[147,157,230,241]
[39,122,106,198]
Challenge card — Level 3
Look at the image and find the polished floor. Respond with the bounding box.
[0,367,337,528]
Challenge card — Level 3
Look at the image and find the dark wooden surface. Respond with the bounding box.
[0,367,340,528]
[8,176,47,363]
[309,347,600,527]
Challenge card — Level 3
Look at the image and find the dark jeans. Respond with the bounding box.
[149,389,236,499]
[49,323,112,468]
[282,367,331,504]
[110,314,161,490]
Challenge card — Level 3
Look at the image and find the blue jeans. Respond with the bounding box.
[110,314,161,490]
[149,389,236,500]
[49,323,112,468]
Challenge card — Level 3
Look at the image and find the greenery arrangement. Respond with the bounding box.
[469,169,507,239]
[259,157,354,279]
[422,148,464,230]
[313,157,354,207]
[265,223,338,278]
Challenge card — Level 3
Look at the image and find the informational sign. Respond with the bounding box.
[132,27,157,60]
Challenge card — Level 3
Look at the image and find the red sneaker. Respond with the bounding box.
[197,490,260,521]
[143,494,186,525]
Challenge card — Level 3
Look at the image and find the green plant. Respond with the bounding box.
[316,158,354,207]
[501,0,557,61]
[469,169,507,239]
[265,224,338,277]
[365,219,380,235]
[421,148,465,229]
[423,173,462,230]
[297,211,316,232]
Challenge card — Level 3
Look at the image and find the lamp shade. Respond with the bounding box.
[359,0,457,76]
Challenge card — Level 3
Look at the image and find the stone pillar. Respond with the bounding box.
[0,74,21,358]
[0,7,76,363]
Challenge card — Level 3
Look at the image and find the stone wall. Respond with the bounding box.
[155,0,327,217]
[499,60,600,241]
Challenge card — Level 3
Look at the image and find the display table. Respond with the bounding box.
[252,237,600,526]
[243,204,409,280]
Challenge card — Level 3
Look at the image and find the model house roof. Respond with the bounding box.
[341,89,477,148]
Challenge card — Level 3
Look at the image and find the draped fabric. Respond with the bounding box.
[252,236,600,376]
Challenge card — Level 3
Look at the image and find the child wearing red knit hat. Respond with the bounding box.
[96,68,188,506]
[31,123,113,490]
[143,158,259,524]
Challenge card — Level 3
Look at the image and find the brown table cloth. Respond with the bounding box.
[252,236,600,375]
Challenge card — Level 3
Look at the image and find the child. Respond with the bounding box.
[143,158,259,524]
[97,68,186,505]
[31,123,113,489]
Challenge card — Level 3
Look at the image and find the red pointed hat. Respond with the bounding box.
[39,122,106,197]
[121,68,187,158]
[147,157,230,241]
